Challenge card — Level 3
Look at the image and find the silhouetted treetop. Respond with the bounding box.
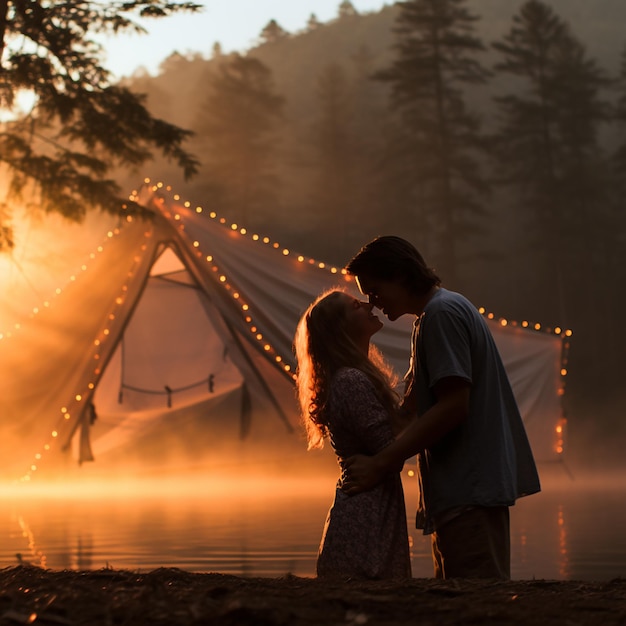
[259,19,289,45]
[0,0,201,235]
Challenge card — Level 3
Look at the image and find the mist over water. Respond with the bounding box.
[1,463,624,581]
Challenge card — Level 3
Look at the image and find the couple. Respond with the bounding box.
[294,236,541,581]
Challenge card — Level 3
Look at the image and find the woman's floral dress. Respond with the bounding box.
[316,367,411,579]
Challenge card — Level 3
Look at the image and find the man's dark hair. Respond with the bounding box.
[345,236,441,296]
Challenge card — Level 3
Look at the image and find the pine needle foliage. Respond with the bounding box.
[0,1,201,238]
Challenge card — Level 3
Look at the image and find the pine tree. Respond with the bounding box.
[259,19,289,45]
[338,1,358,19]
[0,0,201,240]
[211,42,223,60]
[192,54,284,226]
[309,63,355,251]
[599,44,626,364]
[306,13,321,32]
[375,0,490,284]
[611,45,626,198]
[492,0,611,320]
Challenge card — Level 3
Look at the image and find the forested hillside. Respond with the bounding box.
[119,0,626,469]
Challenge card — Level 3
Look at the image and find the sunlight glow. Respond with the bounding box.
[0,89,37,122]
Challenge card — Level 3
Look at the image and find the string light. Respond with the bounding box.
[16,223,154,483]
[0,220,131,343]
[477,306,572,456]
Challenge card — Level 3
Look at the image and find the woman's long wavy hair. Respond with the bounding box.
[294,288,399,450]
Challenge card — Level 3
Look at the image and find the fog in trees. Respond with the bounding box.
[190,54,284,228]
[374,0,492,286]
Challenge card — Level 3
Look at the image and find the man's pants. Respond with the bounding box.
[431,506,510,579]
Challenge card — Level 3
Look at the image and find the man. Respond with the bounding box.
[342,236,540,579]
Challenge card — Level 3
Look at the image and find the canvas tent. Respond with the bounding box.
[0,182,568,482]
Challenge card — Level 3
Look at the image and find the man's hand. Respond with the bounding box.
[340,454,383,495]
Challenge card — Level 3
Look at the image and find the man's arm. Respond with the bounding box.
[341,377,470,494]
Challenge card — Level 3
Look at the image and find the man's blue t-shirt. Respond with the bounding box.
[407,288,541,534]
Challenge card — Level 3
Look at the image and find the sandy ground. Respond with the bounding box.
[0,566,624,625]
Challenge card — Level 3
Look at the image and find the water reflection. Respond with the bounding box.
[1,473,624,580]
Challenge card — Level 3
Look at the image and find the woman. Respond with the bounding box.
[294,288,411,579]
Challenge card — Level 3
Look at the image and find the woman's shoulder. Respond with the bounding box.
[332,367,372,390]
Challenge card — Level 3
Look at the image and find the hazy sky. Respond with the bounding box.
[103,0,388,78]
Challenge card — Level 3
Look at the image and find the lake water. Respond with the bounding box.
[1,469,624,581]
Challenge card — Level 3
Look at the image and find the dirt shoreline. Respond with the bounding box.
[0,566,624,625]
